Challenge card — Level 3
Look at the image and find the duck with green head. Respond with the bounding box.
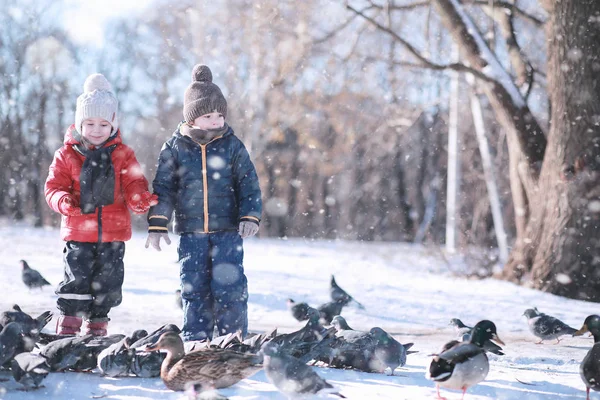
[574,315,600,400]
[427,320,505,400]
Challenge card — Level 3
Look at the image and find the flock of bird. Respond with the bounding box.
[6,261,600,400]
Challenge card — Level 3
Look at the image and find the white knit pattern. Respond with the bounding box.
[75,73,119,133]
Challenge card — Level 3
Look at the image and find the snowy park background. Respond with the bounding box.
[0,223,598,400]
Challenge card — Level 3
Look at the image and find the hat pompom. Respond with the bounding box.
[192,64,213,83]
[83,73,113,93]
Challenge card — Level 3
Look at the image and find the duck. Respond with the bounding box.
[449,318,504,356]
[574,314,600,400]
[145,331,262,392]
[427,320,504,399]
[523,308,577,344]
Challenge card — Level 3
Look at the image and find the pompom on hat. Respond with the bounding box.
[75,73,119,133]
[183,64,228,123]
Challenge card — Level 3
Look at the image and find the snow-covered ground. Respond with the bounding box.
[0,223,597,399]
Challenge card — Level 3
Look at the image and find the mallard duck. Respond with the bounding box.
[449,318,504,356]
[427,320,505,399]
[574,314,600,400]
[523,308,577,344]
[145,331,262,392]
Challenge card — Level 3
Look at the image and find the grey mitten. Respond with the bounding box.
[238,221,259,239]
[145,232,171,251]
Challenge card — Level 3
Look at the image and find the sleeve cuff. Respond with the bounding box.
[148,215,169,233]
[240,215,260,226]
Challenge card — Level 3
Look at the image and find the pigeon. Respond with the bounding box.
[11,352,50,389]
[19,260,51,290]
[523,308,577,344]
[286,299,318,322]
[261,341,346,399]
[40,333,125,371]
[330,275,365,309]
[130,323,181,349]
[98,329,147,377]
[0,305,52,346]
[427,320,505,400]
[449,318,504,356]
[449,318,472,342]
[317,301,345,325]
[574,315,600,400]
[175,289,183,310]
[269,308,334,359]
[0,322,26,367]
[369,327,415,375]
[130,348,166,378]
[303,320,414,375]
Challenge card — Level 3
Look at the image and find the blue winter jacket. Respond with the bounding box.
[148,123,262,234]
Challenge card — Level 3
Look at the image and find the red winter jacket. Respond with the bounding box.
[45,125,150,242]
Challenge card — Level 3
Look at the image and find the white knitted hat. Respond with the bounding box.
[75,73,119,133]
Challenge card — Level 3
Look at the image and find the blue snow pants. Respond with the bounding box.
[178,231,248,341]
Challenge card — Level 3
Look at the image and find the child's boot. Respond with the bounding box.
[85,318,109,336]
[56,315,83,335]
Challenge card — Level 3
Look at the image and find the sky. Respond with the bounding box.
[0,223,598,399]
[62,0,149,46]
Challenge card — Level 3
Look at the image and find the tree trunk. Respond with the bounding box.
[507,0,600,300]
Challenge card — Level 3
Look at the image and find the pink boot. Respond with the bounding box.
[56,315,82,335]
[85,318,108,336]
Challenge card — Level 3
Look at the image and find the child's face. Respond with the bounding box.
[192,112,224,130]
[81,117,112,146]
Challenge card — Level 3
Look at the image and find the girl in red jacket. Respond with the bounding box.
[45,73,156,336]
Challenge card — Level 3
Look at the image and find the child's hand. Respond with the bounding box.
[129,192,159,214]
[145,232,171,251]
[238,221,259,239]
[58,196,82,217]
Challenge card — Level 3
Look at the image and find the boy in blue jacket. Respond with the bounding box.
[146,64,262,341]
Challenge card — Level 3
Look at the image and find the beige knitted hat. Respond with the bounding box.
[183,65,228,123]
[75,73,119,133]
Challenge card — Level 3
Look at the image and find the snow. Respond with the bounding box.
[0,223,597,399]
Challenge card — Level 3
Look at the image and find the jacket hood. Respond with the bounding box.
[63,124,123,147]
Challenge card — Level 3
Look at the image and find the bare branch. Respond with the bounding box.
[346,3,498,85]
[313,4,377,44]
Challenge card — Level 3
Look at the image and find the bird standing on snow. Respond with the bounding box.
[145,331,262,393]
[286,299,318,322]
[574,314,600,400]
[523,308,577,344]
[330,275,365,309]
[11,352,50,389]
[449,318,473,342]
[19,260,51,290]
[261,341,346,399]
[427,320,505,400]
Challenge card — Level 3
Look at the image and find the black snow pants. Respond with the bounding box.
[56,241,125,320]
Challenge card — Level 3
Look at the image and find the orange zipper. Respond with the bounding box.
[199,144,209,233]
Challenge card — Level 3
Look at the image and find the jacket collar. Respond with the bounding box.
[63,124,123,149]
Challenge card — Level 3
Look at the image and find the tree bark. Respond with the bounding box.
[516,0,600,300]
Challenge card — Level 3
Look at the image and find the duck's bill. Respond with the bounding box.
[574,325,589,336]
[144,344,159,352]
[492,333,506,346]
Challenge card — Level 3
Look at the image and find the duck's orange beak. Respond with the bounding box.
[492,333,506,346]
[574,325,589,337]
